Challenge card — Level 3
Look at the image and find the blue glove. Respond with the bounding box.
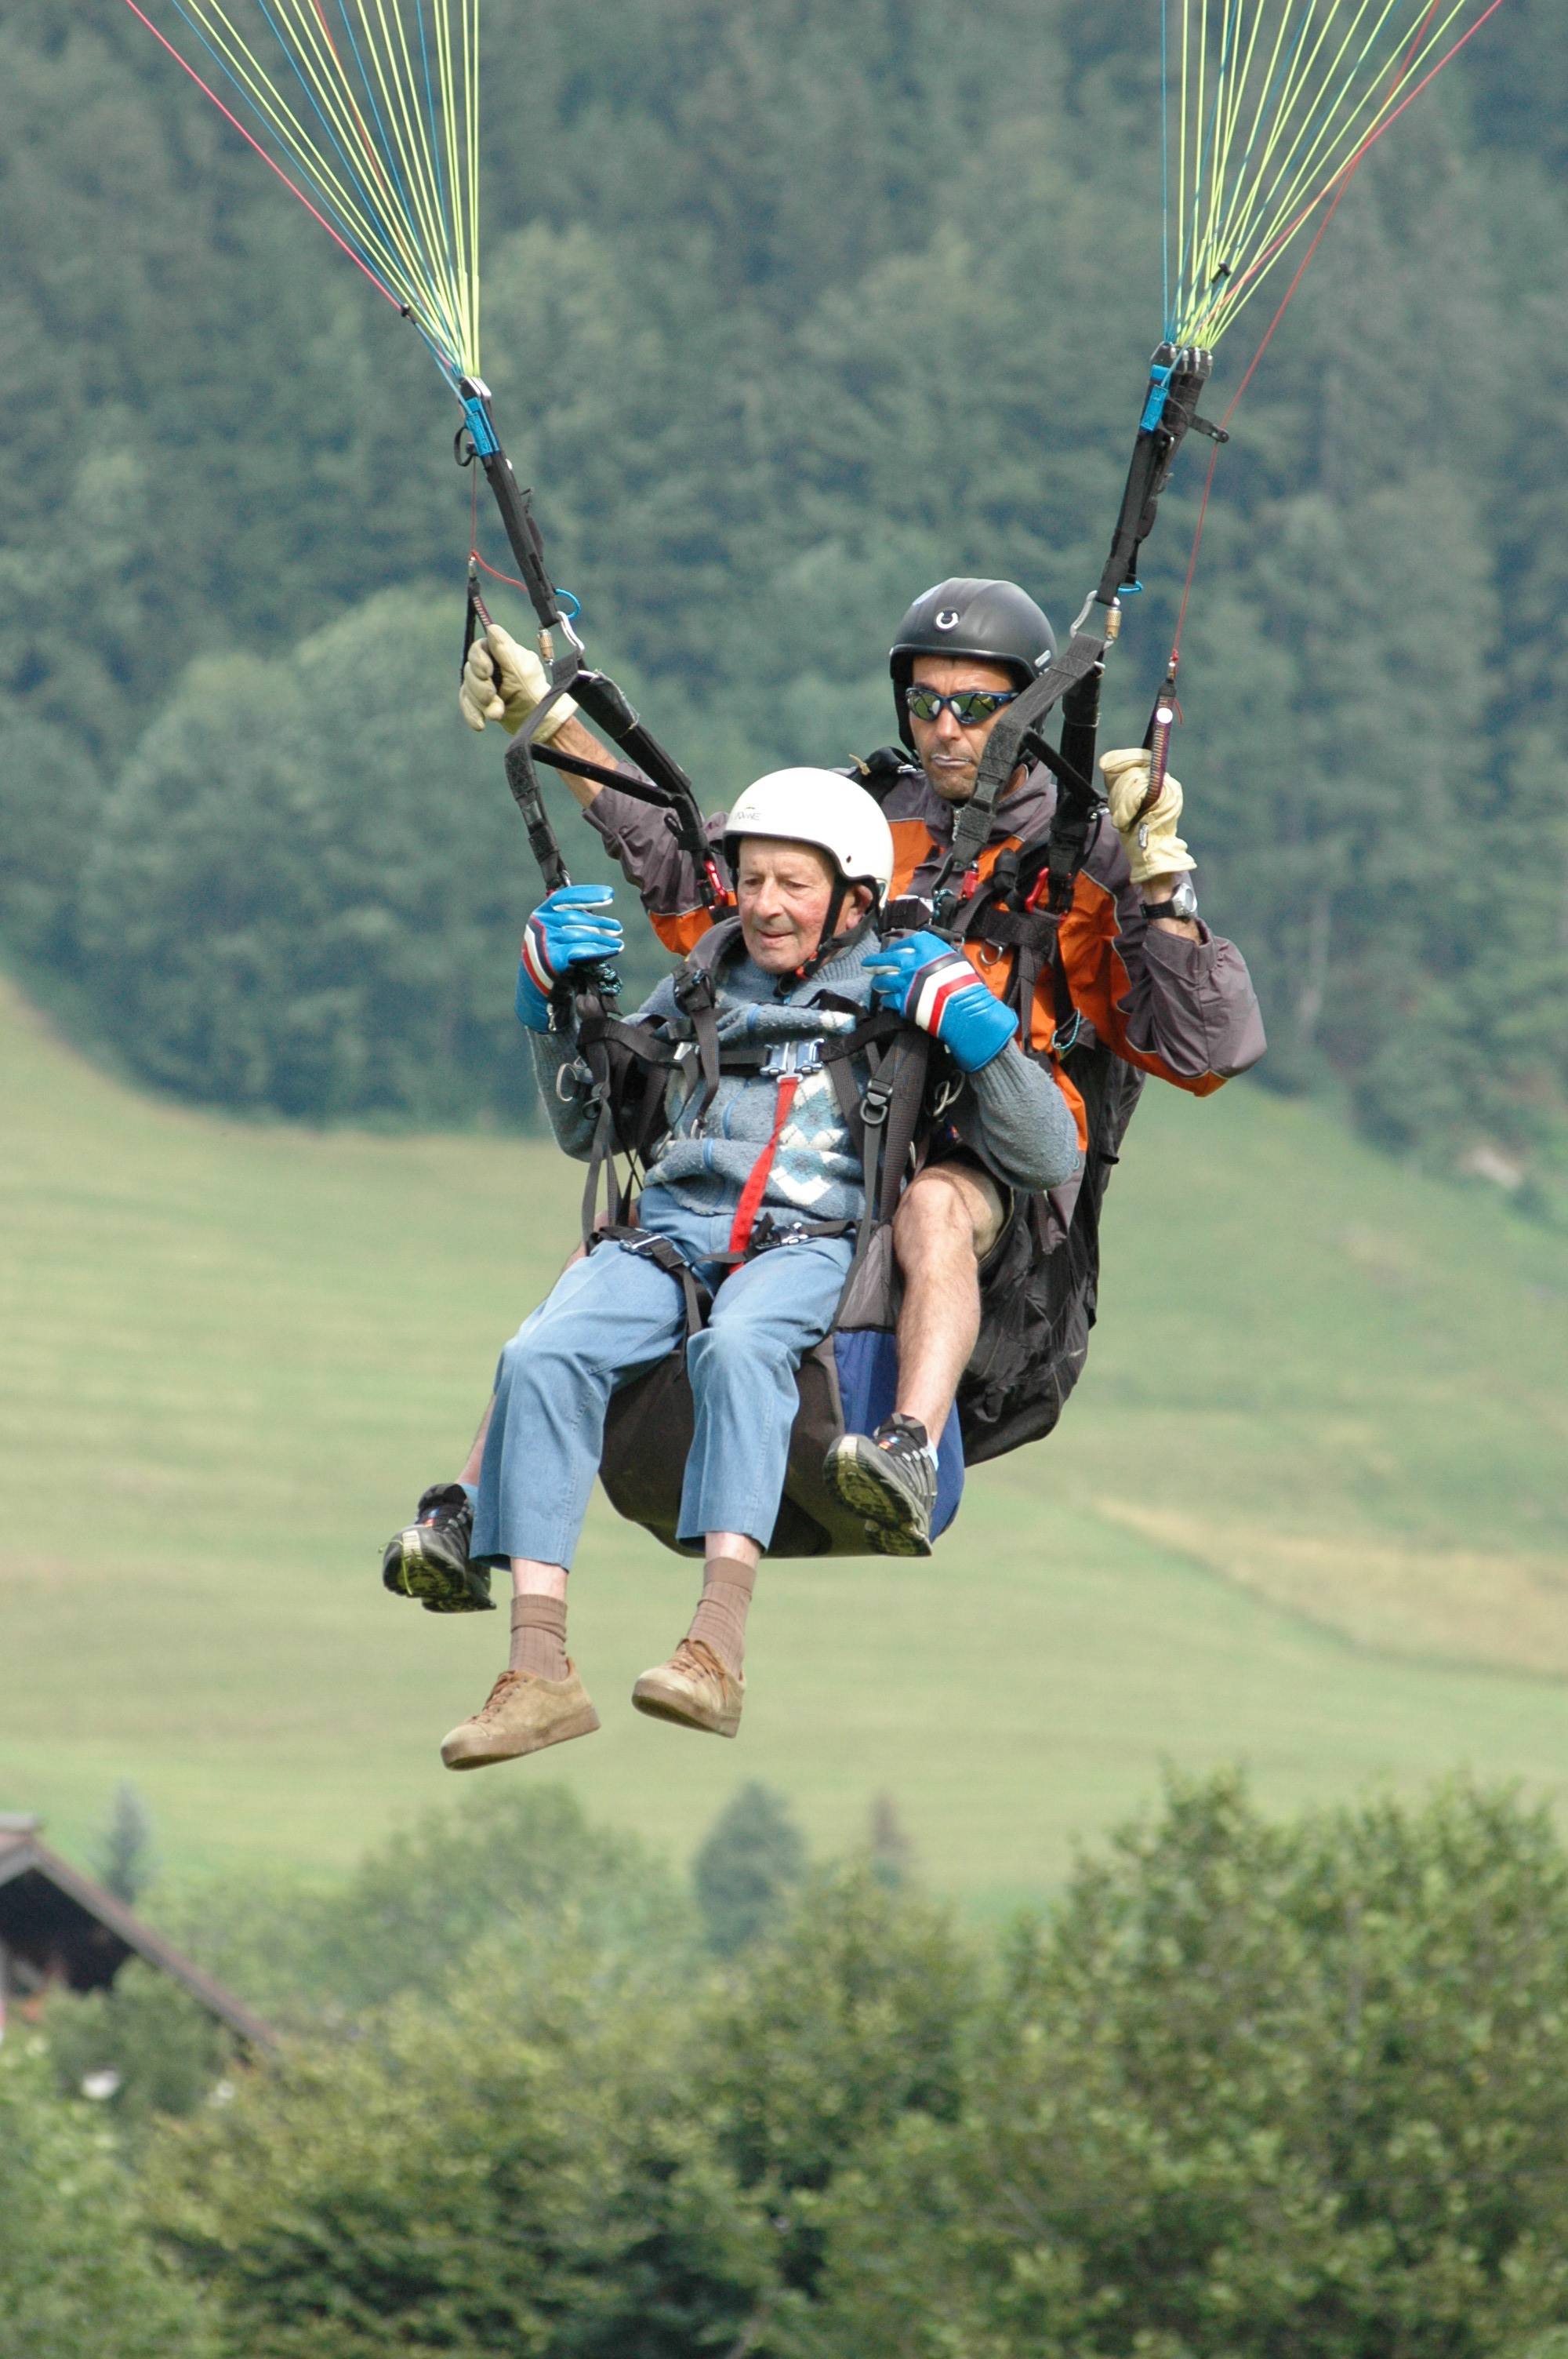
[515,885,623,1032]
[865,929,1020,1073]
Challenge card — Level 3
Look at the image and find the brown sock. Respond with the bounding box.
[685,1556,757,1674]
[510,1592,569,1682]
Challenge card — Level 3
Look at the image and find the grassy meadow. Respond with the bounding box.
[2,972,1565,1917]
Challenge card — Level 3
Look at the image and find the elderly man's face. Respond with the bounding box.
[906,654,1021,805]
[736,837,868,974]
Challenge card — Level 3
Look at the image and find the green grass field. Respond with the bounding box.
[2,973,1566,1917]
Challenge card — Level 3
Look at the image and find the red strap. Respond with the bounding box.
[727,1074,801,1255]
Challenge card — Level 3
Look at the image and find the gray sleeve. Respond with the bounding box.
[526,978,678,1164]
[528,1027,600,1161]
[1121,914,1267,1079]
[584,776,728,924]
[953,1040,1083,1194]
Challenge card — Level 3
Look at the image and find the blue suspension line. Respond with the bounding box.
[159,0,397,301]
[327,0,427,267]
[413,0,456,278]
[249,0,414,278]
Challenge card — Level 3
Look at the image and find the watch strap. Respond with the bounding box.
[1142,896,1196,922]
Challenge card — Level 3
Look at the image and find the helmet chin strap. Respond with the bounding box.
[780,886,879,994]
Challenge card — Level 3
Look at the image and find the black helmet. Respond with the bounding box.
[889,577,1057,750]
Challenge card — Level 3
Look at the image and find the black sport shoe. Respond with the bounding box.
[381,1484,494,1613]
[822,1415,938,1558]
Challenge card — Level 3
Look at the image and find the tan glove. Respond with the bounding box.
[459,621,577,741]
[1100,747,1196,885]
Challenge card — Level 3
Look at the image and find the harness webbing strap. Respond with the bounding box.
[929,629,1109,932]
[727,1073,803,1254]
[590,1225,710,1334]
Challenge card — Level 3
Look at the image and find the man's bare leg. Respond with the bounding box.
[822,1159,1005,1555]
[459,1397,494,1488]
[891,1161,1005,1435]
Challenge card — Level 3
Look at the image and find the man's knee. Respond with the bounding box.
[895,1161,1005,1268]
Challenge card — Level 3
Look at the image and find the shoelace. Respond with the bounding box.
[669,1637,731,1685]
[474,1670,524,1717]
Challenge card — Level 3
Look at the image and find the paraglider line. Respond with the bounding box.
[118,0,405,314]
[1166,0,1508,667]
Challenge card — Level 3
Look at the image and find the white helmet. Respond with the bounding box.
[723,768,894,900]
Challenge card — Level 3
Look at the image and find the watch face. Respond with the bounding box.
[1171,876,1198,920]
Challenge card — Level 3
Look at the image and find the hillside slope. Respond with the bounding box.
[2,977,1564,1913]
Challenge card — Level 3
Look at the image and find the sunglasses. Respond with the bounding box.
[903,685,1018,725]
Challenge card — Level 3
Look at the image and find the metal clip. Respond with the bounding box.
[762,1038,822,1079]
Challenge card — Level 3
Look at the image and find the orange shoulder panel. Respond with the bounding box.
[889,818,938,903]
[956,834,1027,1004]
[650,908,718,957]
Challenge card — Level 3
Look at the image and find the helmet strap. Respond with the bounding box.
[780,892,878,994]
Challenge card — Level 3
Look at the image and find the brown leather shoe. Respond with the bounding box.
[631,1638,744,1739]
[440,1664,600,1770]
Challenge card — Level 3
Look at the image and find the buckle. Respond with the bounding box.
[761,1038,823,1079]
[862,1077,892,1129]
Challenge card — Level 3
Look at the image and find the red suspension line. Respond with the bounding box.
[118,0,405,314]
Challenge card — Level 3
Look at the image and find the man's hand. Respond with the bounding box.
[1101,747,1196,886]
[866,931,1019,1073]
[460,621,578,742]
[516,885,622,1031]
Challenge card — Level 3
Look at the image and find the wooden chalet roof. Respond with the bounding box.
[0,1816,275,2050]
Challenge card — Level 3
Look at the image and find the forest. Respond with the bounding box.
[0,0,1564,1183]
[17,1772,1568,2358]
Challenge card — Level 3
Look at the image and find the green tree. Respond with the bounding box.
[706,1863,976,2301]
[78,591,561,1122]
[694,1782,808,1956]
[93,1778,157,1905]
[807,1774,1568,2358]
[158,1780,694,2024]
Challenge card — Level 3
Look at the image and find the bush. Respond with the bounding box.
[807,1773,1568,2359]
[706,1863,977,2304]
[157,1780,695,2026]
[41,1961,231,2136]
[0,2032,215,2359]
[144,1936,764,2359]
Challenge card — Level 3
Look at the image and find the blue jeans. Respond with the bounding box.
[472,1188,855,1565]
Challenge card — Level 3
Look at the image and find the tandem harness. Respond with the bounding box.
[938,822,1145,1465]
[561,918,964,1558]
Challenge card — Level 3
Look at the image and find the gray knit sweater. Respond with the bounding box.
[531,927,1081,1223]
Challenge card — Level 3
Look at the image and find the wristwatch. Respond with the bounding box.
[1142,876,1199,923]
